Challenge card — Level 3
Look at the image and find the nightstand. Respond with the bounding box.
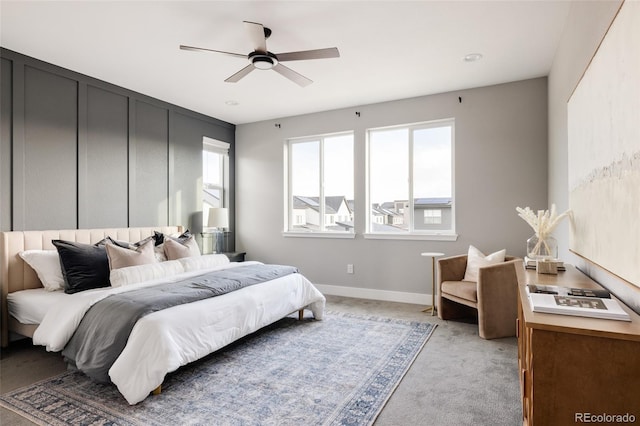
[221,252,246,262]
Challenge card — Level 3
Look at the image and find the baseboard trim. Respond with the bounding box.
[314,284,431,305]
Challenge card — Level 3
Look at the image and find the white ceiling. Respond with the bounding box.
[1,1,571,125]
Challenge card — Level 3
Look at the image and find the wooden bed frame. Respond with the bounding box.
[0,226,182,347]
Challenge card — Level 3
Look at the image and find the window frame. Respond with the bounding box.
[203,137,230,224]
[364,119,457,241]
[284,131,355,238]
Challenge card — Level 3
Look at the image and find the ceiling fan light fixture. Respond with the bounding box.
[249,52,278,70]
[253,56,274,70]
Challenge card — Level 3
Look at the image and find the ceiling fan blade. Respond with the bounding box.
[272,64,312,87]
[276,47,340,62]
[225,64,255,83]
[180,45,246,59]
[243,21,267,53]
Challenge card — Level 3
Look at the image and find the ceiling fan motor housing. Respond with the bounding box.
[249,51,278,70]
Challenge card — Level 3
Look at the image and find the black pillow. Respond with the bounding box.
[52,239,112,294]
[152,230,192,245]
[153,231,165,246]
[169,229,192,243]
[130,231,167,248]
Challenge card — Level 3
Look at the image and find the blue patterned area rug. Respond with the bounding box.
[0,311,435,426]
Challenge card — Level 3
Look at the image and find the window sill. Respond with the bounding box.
[363,232,458,241]
[282,231,356,239]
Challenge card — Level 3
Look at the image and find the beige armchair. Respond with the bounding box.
[437,254,524,339]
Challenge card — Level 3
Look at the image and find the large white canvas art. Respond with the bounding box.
[568,1,640,288]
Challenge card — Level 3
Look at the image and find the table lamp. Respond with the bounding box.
[207,207,229,253]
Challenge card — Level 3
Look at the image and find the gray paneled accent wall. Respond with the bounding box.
[0,48,235,244]
[130,100,169,227]
[80,85,129,228]
[20,65,78,230]
[0,58,11,231]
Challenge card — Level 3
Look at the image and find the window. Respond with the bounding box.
[287,132,354,234]
[203,137,230,225]
[367,119,454,235]
[423,209,442,224]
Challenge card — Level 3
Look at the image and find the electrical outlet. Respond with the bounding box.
[347,264,354,274]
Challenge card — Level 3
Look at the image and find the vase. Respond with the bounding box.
[527,234,558,260]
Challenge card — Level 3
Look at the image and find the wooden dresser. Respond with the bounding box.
[518,265,640,425]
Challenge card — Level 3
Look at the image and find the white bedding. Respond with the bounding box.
[7,288,68,324]
[31,261,326,404]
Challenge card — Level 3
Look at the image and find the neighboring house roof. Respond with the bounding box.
[325,196,349,214]
[347,199,355,212]
[330,221,354,231]
[380,201,399,210]
[294,196,451,216]
[293,195,350,214]
[414,197,452,206]
[203,188,221,207]
[293,196,320,209]
[372,204,401,217]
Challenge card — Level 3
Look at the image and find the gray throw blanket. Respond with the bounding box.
[62,263,298,382]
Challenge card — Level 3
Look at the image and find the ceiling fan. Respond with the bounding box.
[180,21,340,87]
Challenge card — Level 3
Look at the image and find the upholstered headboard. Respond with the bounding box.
[0,226,183,346]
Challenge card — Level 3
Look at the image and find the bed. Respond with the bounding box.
[0,226,326,404]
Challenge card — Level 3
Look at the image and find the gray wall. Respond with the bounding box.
[548,0,640,312]
[0,49,235,244]
[236,78,548,300]
[1,57,13,232]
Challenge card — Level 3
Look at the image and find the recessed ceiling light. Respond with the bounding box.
[463,53,483,62]
[225,100,239,106]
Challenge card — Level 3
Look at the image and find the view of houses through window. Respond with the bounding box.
[368,119,454,233]
[288,133,354,232]
[286,119,453,235]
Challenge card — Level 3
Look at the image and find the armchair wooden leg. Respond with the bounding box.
[298,309,304,320]
[152,385,161,395]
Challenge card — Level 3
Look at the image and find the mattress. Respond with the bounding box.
[7,288,69,325]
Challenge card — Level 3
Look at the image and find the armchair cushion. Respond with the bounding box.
[463,245,506,282]
[441,280,477,303]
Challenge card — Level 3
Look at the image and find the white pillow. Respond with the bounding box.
[179,254,230,272]
[18,250,64,291]
[463,245,506,282]
[109,259,185,287]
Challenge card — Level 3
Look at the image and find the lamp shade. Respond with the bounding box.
[207,207,229,229]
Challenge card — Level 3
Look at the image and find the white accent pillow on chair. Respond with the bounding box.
[463,245,506,282]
